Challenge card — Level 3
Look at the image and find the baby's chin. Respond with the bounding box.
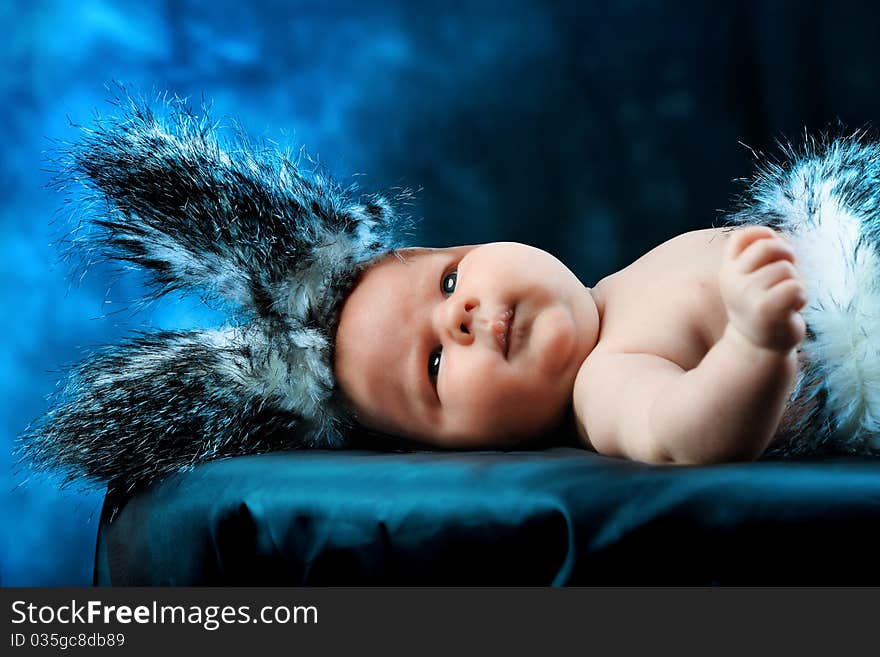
[530,306,579,375]
[528,300,598,385]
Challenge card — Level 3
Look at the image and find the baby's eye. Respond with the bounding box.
[428,348,442,380]
[442,270,457,295]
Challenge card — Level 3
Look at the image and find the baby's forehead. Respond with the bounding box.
[336,247,451,436]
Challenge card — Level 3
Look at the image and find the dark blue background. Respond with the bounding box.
[3,0,879,585]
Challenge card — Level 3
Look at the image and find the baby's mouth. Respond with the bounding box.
[492,307,515,358]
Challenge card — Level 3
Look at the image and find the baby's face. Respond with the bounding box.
[334,242,600,448]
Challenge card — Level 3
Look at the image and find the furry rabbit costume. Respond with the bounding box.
[19,92,412,491]
[725,133,880,457]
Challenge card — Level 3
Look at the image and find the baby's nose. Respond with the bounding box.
[441,297,479,344]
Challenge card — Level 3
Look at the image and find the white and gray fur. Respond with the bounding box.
[724,131,880,457]
[18,91,412,491]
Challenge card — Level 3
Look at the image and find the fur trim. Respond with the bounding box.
[19,88,413,489]
[725,132,880,456]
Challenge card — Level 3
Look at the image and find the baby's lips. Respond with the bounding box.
[491,307,515,357]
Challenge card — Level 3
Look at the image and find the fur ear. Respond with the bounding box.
[18,325,349,490]
[56,89,409,322]
[24,88,415,490]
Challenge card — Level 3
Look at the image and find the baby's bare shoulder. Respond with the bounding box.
[591,227,731,371]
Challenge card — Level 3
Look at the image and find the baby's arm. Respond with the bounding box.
[574,226,806,464]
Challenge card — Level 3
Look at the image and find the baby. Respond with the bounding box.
[20,93,879,491]
[333,226,807,465]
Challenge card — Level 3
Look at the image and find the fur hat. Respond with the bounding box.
[18,90,413,491]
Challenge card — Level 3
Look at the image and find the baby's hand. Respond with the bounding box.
[719,226,807,352]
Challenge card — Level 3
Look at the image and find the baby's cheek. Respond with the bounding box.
[441,347,569,439]
[462,375,551,435]
[441,356,507,422]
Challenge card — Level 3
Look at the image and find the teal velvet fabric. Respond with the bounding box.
[94,448,880,585]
